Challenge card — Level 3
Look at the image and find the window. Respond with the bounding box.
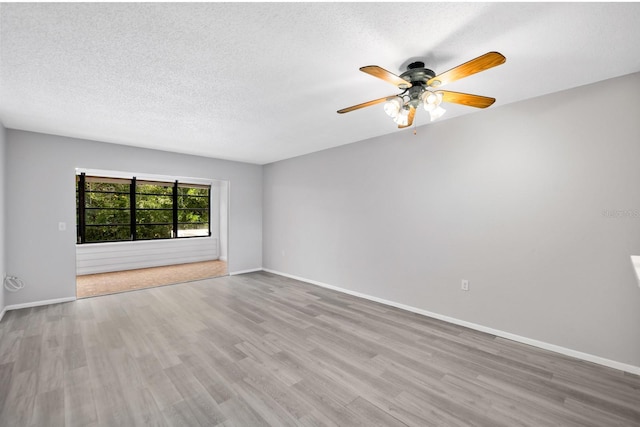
[76,174,211,244]
[79,176,131,243]
[136,181,174,240]
[177,184,210,238]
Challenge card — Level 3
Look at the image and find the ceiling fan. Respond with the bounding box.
[337,52,506,128]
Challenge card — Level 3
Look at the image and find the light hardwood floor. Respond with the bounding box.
[1,271,639,426]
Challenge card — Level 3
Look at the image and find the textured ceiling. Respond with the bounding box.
[1,3,640,165]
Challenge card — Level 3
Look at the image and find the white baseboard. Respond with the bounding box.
[262,268,640,376]
[5,296,77,312]
[230,268,263,276]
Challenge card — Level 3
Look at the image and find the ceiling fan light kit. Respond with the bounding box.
[394,108,410,126]
[338,52,506,129]
[384,96,404,118]
[420,90,446,121]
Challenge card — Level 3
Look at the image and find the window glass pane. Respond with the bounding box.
[136,183,172,196]
[136,209,172,225]
[178,196,209,210]
[86,192,129,209]
[86,181,130,193]
[78,176,132,243]
[178,209,209,223]
[136,194,172,209]
[177,224,210,237]
[86,209,130,225]
[85,176,130,186]
[136,224,172,240]
[178,186,209,197]
[135,181,174,240]
[85,225,130,242]
[176,185,210,238]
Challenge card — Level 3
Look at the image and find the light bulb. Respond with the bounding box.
[384,97,403,118]
[429,105,446,121]
[422,91,437,105]
[424,102,436,112]
[394,108,410,126]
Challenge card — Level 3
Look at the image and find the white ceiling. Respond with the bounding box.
[1,3,640,165]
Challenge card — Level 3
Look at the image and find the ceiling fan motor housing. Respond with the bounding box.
[400,62,436,86]
[400,62,436,106]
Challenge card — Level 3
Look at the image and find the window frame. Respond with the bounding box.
[77,173,212,244]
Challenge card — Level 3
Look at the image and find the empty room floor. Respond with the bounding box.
[1,271,639,426]
[76,259,227,298]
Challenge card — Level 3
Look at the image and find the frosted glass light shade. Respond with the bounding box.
[422,91,437,106]
[422,90,443,112]
[429,105,446,121]
[394,108,410,126]
[384,97,403,118]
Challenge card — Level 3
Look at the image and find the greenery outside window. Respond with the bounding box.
[177,184,210,238]
[77,174,211,244]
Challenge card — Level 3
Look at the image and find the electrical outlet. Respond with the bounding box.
[461,280,469,291]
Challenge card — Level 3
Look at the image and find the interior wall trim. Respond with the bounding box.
[262,268,640,376]
[230,268,263,276]
[0,307,6,323]
[4,296,77,313]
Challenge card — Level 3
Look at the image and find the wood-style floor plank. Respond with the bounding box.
[1,271,639,426]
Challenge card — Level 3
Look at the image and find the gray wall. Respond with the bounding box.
[0,122,5,315]
[6,130,262,306]
[263,72,640,367]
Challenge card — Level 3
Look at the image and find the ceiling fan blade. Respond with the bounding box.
[360,66,412,89]
[427,52,506,88]
[337,96,394,114]
[398,106,416,128]
[439,91,496,108]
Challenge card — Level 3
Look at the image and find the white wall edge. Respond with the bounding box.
[5,296,77,312]
[230,268,263,276]
[0,306,6,323]
[219,256,228,262]
[262,268,640,376]
[631,255,640,288]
